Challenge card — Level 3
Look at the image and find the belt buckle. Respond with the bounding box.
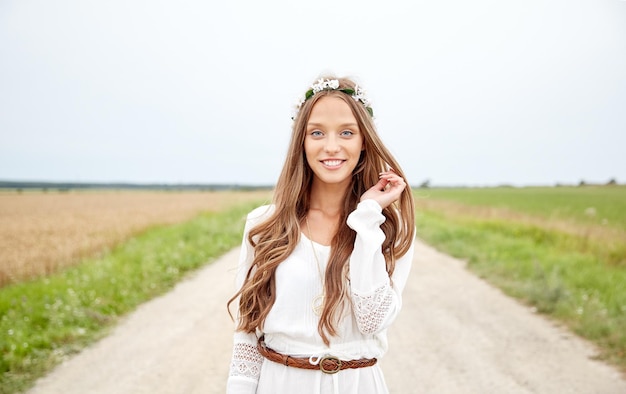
[319,355,342,374]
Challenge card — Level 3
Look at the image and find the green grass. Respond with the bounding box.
[415,186,626,371]
[416,186,626,230]
[4,186,625,391]
[0,201,262,394]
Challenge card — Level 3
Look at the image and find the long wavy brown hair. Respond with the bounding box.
[228,76,415,346]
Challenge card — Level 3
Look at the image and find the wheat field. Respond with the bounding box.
[0,190,272,286]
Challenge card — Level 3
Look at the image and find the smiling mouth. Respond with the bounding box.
[321,159,344,168]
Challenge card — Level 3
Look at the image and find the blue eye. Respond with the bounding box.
[340,130,354,136]
[310,130,323,137]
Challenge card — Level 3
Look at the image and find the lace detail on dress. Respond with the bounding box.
[352,284,394,334]
[229,342,264,380]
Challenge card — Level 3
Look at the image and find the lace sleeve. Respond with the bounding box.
[347,199,415,334]
[352,284,395,334]
[227,206,273,394]
[228,333,264,391]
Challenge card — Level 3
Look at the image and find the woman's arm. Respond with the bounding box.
[346,199,415,335]
[226,206,273,394]
[227,331,263,394]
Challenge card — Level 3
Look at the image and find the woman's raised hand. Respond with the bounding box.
[360,169,406,209]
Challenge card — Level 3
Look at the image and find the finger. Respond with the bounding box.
[380,173,403,184]
[386,176,406,190]
[379,172,398,181]
[372,177,389,191]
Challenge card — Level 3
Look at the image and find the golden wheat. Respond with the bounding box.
[0,190,272,286]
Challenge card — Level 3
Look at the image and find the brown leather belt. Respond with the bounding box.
[257,335,377,374]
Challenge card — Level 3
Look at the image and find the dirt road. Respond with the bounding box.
[27,240,626,394]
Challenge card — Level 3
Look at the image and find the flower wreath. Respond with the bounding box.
[292,78,374,119]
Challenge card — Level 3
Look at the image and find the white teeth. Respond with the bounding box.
[323,160,342,167]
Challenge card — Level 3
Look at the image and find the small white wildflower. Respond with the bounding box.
[312,79,326,93]
[584,207,596,217]
[312,78,340,93]
[292,97,305,119]
[362,89,371,104]
[352,85,371,107]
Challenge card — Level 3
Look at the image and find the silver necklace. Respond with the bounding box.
[305,216,325,316]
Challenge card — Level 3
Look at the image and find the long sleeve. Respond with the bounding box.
[346,199,415,335]
[227,206,273,394]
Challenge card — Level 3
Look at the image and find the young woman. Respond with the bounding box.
[227,76,416,394]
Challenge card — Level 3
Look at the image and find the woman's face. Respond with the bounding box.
[304,96,364,189]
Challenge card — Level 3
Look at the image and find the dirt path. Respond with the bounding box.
[27,240,626,394]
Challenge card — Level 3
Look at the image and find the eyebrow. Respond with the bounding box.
[307,122,358,128]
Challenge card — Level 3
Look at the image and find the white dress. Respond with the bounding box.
[227,199,415,394]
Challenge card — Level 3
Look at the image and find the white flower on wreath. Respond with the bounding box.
[352,85,371,107]
[291,97,306,120]
[295,96,305,110]
[312,78,340,93]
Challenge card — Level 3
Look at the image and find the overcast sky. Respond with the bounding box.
[1,0,625,187]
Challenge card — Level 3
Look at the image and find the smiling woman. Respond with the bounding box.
[226,76,415,394]
[304,96,364,191]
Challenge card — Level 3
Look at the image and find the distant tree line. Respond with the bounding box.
[577,178,619,186]
[0,181,274,192]
[2,179,620,192]
[416,178,620,188]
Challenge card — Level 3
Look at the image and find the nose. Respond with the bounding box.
[324,134,340,154]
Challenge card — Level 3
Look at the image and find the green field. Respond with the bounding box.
[414,186,626,371]
[416,186,626,231]
[0,200,262,394]
[2,186,625,392]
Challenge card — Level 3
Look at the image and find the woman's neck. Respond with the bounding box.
[308,180,348,216]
